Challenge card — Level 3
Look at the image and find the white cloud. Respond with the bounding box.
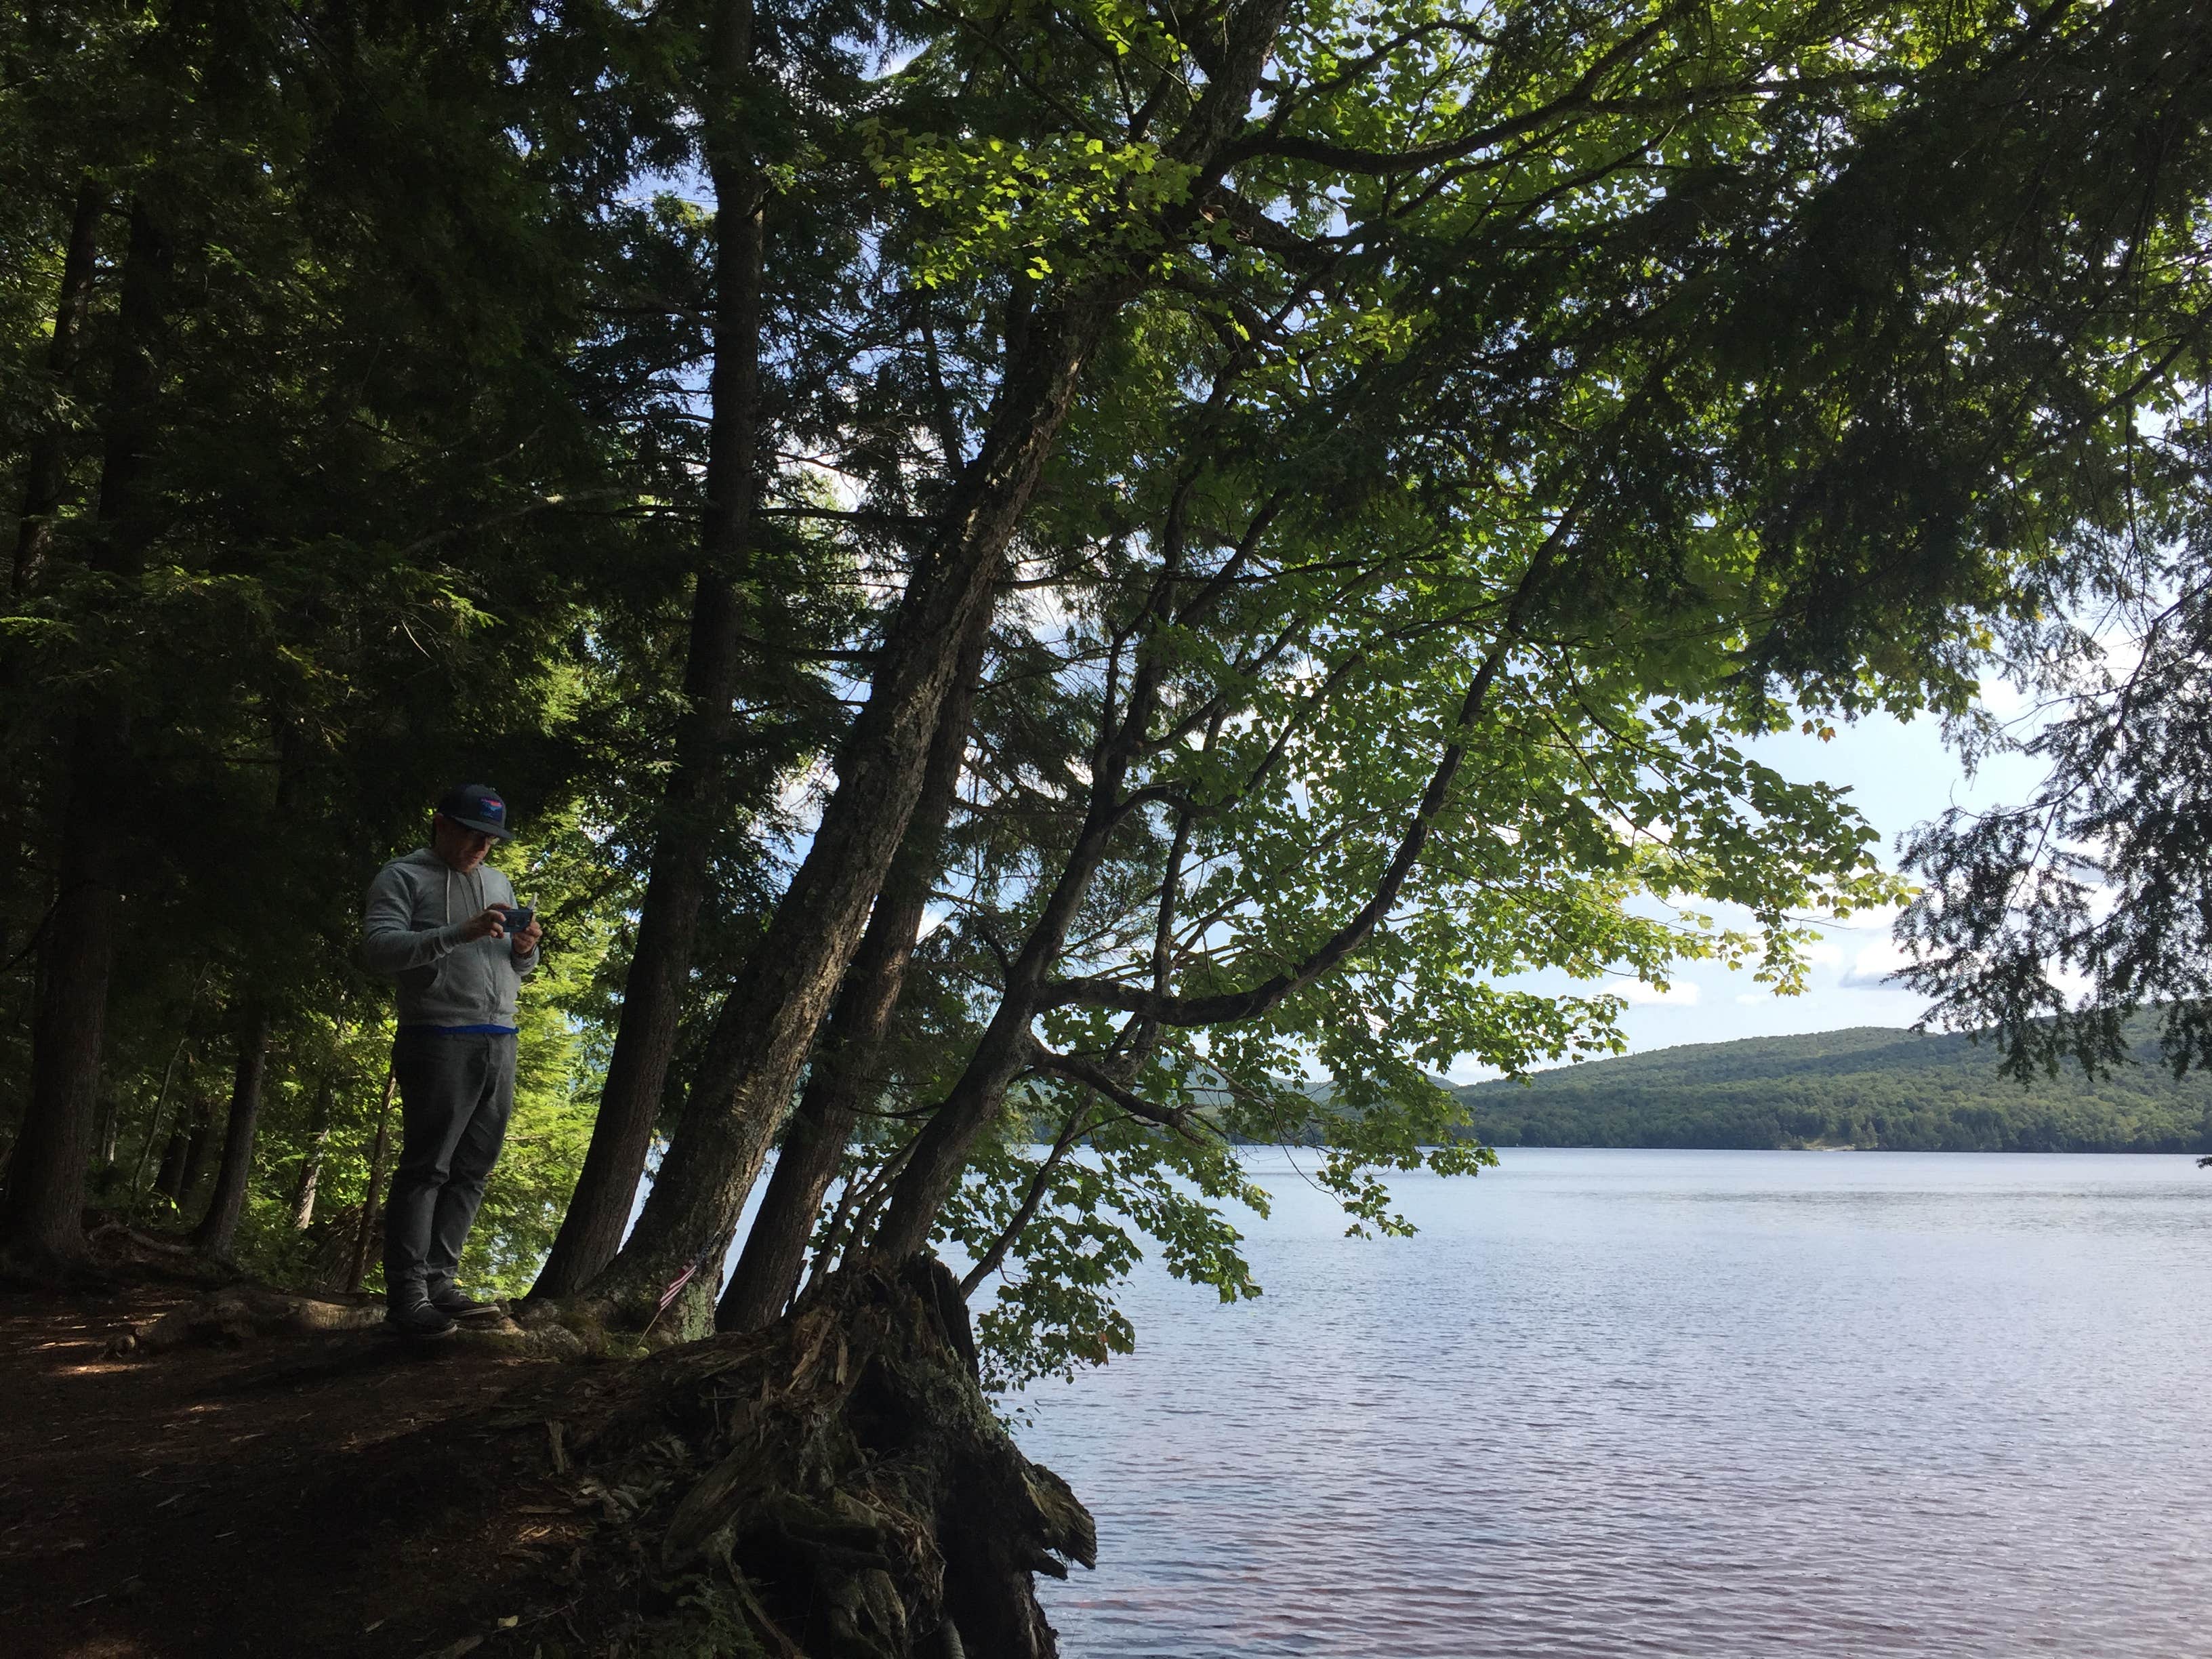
[1830,903,1904,934]
[1840,937,1916,989]
[2051,963,2095,1002]
[1620,979,1701,1006]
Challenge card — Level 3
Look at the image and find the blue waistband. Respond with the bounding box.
[398,1023,518,1037]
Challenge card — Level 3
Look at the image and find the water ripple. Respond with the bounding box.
[1019,1150,2212,1657]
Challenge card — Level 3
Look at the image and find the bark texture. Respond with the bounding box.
[590,288,1122,1317]
[191,1001,273,1259]
[533,0,767,1298]
[343,1066,398,1294]
[360,1257,1092,1658]
[290,1100,331,1231]
[0,203,172,1279]
[584,0,1292,1313]
[716,609,990,1332]
[9,177,103,596]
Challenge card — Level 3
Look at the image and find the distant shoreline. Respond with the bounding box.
[1446,1023,2212,1155]
[1465,1142,2203,1155]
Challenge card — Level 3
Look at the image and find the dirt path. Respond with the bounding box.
[1,1279,558,1658]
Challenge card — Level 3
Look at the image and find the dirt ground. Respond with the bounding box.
[0,1271,570,1659]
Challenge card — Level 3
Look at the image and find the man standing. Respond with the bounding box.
[361,784,545,1337]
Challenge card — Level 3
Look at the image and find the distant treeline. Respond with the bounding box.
[1451,1025,2212,1153]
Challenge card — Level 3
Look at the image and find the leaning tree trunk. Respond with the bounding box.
[584,285,1127,1322]
[579,0,1291,1315]
[716,607,990,1332]
[872,598,1181,1261]
[0,201,172,1282]
[531,0,767,1298]
[877,527,1565,1261]
[192,1000,274,1259]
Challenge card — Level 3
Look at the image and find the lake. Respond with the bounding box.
[1012,1148,2212,1657]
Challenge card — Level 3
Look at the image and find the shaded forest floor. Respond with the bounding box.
[2,1246,1092,1659]
[1,1265,564,1658]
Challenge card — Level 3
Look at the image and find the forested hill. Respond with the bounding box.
[1453,1027,2212,1153]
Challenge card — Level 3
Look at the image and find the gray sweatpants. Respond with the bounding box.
[383,1029,516,1303]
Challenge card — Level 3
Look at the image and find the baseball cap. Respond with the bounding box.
[435,783,513,841]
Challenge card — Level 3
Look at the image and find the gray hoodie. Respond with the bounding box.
[361,847,539,1029]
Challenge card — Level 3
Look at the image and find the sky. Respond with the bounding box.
[1438,697,2052,1084]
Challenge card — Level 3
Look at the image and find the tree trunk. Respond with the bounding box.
[873,607,1180,1261]
[871,848,1120,1263]
[192,1000,273,1258]
[875,528,1559,1261]
[127,968,204,1200]
[716,606,989,1332]
[580,1,1290,1314]
[0,201,172,1280]
[529,0,767,1301]
[155,1100,194,1204]
[289,1027,343,1231]
[179,1099,221,1216]
[585,288,1121,1319]
[94,1089,121,1175]
[344,1065,398,1294]
[9,178,104,596]
[291,1115,331,1230]
[190,713,302,1258]
[0,182,104,981]
[162,1097,216,1210]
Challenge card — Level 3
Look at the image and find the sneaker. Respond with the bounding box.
[427,1284,505,1321]
[385,1298,458,1340]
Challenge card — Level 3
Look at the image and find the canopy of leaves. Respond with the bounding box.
[5,0,2208,1386]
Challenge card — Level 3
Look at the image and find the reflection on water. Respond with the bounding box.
[1017,1149,2212,1657]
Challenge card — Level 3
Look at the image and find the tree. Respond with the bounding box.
[2,0,2208,1647]
[1900,436,2212,1077]
[583,0,2212,1342]
[0,0,667,1275]
[1876,7,2212,1078]
[533,0,862,1297]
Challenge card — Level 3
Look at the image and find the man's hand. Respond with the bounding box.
[459,905,510,943]
[511,914,544,956]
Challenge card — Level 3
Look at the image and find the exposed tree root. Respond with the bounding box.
[346,1256,1094,1658]
[102,1282,610,1361]
[106,1283,391,1355]
[0,1239,111,1292]
[4,1215,241,1294]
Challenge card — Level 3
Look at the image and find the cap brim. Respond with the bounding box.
[449,815,513,840]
